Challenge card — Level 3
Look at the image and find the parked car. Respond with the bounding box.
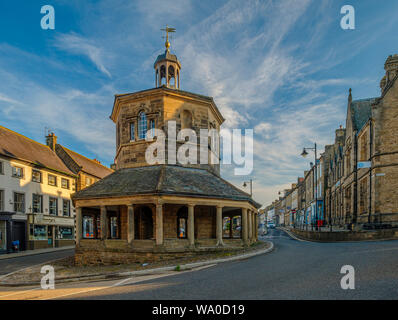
[267,223,275,229]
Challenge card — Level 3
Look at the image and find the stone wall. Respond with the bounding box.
[291,228,398,242]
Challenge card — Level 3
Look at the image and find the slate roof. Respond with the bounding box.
[350,98,378,131]
[0,126,75,176]
[57,145,113,179]
[72,165,261,208]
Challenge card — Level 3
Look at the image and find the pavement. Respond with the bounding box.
[1,228,398,299]
[0,248,74,277]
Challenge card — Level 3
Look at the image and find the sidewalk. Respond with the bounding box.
[0,246,74,260]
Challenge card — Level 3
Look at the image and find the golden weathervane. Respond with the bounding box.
[161,25,176,51]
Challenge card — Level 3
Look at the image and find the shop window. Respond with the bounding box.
[83,215,95,239]
[49,197,58,215]
[12,166,24,178]
[31,225,47,240]
[61,178,69,189]
[63,200,71,216]
[48,174,57,186]
[32,170,42,183]
[14,192,25,213]
[32,194,43,213]
[58,227,73,240]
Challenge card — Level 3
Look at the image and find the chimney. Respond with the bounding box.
[93,158,101,164]
[45,132,57,151]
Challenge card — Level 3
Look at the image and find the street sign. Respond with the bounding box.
[357,161,371,169]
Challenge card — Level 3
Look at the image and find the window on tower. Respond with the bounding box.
[130,122,135,141]
[138,112,147,140]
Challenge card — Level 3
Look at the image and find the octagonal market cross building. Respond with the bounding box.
[72,39,260,265]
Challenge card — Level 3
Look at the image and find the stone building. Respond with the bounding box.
[72,37,260,265]
[326,54,398,228]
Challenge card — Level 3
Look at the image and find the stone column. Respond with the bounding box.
[188,204,195,246]
[156,203,163,245]
[216,205,224,246]
[100,206,108,240]
[242,208,248,244]
[254,212,258,240]
[248,210,252,241]
[127,204,135,245]
[75,207,82,246]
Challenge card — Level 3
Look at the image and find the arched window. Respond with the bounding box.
[168,65,175,87]
[160,65,166,86]
[138,111,147,140]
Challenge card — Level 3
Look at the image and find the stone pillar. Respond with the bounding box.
[216,205,224,246]
[127,204,135,245]
[248,210,252,241]
[75,207,82,246]
[188,204,195,246]
[100,206,107,240]
[242,208,248,244]
[254,212,258,240]
[156,203,163,245]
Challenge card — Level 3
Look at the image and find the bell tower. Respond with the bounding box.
[154,26,181,89]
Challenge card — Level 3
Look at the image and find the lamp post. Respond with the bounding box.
[243,179,253,197]
[301,143,319,231]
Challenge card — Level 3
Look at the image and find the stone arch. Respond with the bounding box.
[134,206,153,239]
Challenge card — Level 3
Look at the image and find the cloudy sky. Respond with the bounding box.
[0,0,397,206]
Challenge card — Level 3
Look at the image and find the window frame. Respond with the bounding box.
[32,193,43,214]
[0,161,4,175]
[48,174,57,186]
[32,170,42,183]
[61,178,69,189]
[130,122,136,141]
[12,166,24,179]
[49,197,58,215]
[13,192,25,213]
[138,111,147,140]
[62,199,71,217]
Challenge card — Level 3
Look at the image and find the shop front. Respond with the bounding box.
[0,212,27,254]
[27,213,75,250]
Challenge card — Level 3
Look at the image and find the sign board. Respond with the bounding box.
[357,161,371,169]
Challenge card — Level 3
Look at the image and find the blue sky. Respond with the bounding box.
[0,0,397,206]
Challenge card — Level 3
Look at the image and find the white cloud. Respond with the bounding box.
[54,33,112,77]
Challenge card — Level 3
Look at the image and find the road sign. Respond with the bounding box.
[357,161,371,169]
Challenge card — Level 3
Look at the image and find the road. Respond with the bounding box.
[1,229,398,300]
[0,249,74,276]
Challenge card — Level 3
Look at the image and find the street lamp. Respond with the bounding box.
[243,179,253,197]
[301,143,319,231]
